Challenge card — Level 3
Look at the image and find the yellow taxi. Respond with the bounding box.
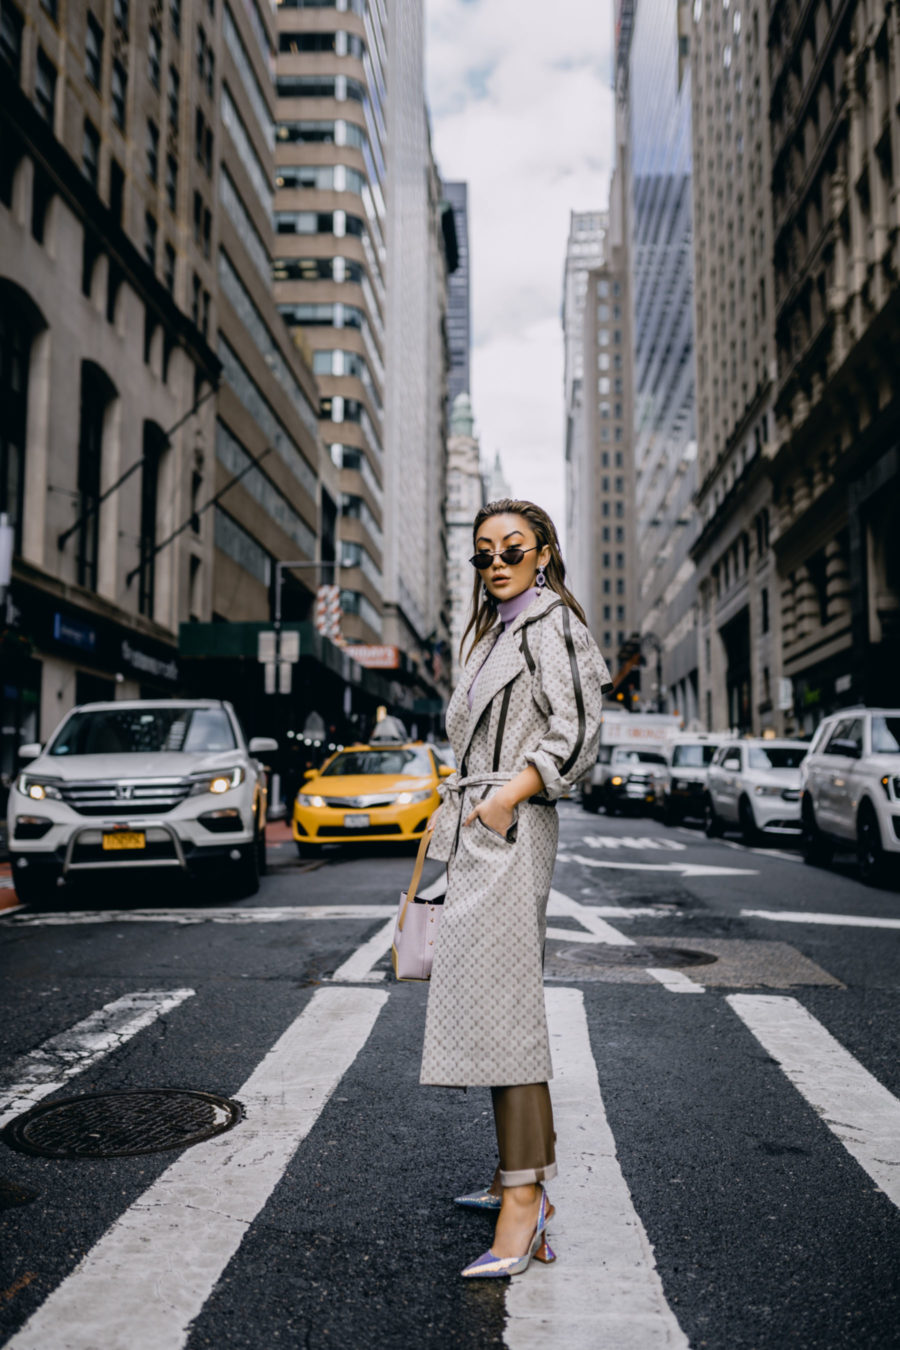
[292,741,452,853]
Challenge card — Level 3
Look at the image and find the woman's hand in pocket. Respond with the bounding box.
[464,792,515,838]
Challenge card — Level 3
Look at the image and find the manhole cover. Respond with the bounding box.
[551,944,717,970]
[1,1089,242,1159]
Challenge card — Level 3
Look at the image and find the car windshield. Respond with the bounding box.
[48,707,237,755]
[872,716,900,753]
[748,745,806,770]
[672,744,719,767]
[320,748,433,778]
[615,749,667,765]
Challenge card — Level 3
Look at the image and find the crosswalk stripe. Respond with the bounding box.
[3,905,398,926]
[727,994,900,1210]
[504,987,689,1349]
[644,968,705,994]
[329,916,396,982]
[5,987,388,1350]
[0,990,195,1129]
[548,888,635,946]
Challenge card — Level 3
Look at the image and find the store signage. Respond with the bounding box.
[344,644,400,669]
[53,612,97,653]
[120,640,179,684]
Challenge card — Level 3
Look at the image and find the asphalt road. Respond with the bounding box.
[1,804,899,1349]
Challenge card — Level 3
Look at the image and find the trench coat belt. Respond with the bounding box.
[437,771,555,853]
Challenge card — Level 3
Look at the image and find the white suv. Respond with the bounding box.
[800,708,900,885]
[705,739,807,844]
[7,700,276,906]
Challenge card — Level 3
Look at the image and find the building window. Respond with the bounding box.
[602,579,611,594]
[82,118,100,188]
[148,26,161,87]
[168,64,179,127]
[193,190,203,244]
[191,270,200,325]
[165,154,178,210]
[85,12,103,88]
[144,211,157,267]
[616,552,625,567]
[35,47,56,124]
[603,605,611,621]
[616,578,624,595]
[202,207,211,258]
[111,60,126,128]
[138,422,166,617]
[163,241,176,292]
[113,0,128,28]
[109,159,124,223]
[146,119,159,182]
[761,586,769,634]
[77,362,115,590]
[170,0,181,40]
[42,0,58,18]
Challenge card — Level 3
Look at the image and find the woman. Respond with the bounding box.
[422,499,612,1278]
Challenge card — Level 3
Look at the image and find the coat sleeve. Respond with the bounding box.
[524,607,613,801]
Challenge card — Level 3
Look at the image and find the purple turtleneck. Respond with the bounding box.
[467,586,540,710]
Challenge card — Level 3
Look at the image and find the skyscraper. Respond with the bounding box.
[624,0,699,720]
[444,180,471,408]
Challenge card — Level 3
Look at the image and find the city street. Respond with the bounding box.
[1,803,899,1350]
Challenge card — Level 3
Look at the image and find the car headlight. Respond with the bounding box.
[296,793,325,808]
[753,784,782,797]
[190,767,245,796]
[17,776,62,801]
[394,789,433,805]
[610,776,623,786]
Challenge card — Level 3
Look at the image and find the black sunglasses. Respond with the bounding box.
[469,545,539,570]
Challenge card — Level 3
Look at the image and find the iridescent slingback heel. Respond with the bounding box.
[454,1186,503,1212]
[461,1187,556,1278]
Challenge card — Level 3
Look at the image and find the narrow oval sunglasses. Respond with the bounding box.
[469,545,539,570]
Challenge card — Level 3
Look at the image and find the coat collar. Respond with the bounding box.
[448,587,564,766]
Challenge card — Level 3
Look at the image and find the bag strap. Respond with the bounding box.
[397,823,434,932]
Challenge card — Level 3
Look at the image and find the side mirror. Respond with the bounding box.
[249,736,278,755]
[302,768,317,781]
[18,743,42,761]
[438,763,454,778]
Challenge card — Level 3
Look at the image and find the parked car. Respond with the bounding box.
[581,712,682,813]
[589,745,669,815]
[293,741,452,854]
[660,733,732,825]
[705,738,807,843]
[8,701,276,905]
[800,708,900,884]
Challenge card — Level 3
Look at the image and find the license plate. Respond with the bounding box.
[343,814,370,829]
[102,831,146,850]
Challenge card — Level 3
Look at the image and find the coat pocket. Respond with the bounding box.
[475,809,518,845]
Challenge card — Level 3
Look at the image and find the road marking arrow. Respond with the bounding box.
[558,851,758,878]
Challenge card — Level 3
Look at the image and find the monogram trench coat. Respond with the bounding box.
[420,587,612,1088]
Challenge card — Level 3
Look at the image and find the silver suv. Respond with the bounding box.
[705,738,807,844]
[800,708,900,885]
[8,700,276,905]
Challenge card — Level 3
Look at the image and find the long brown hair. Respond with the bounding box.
[459,499,587,663]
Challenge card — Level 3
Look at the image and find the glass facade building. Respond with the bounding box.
[444,181,470,409]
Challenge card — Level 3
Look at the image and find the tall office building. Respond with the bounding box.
[445,392,484,685]
[273,0,388,645]
[0,0,317,768]
[765,0,900,722]
[689,0,781,733]
[444,180,471,408]
[623,0,699,720]
[562,210,607,604]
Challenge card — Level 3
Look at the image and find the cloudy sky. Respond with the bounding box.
[425,0,616,542]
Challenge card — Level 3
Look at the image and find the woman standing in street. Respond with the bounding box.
[422,499,612,1278]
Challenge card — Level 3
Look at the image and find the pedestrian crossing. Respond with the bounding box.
[2,964,900,1346]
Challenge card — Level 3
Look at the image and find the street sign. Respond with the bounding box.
[264,662,277,695]
[258,631,277,663]
[344,644,400,669]
[278,661,292,695]
[280,629,300,662]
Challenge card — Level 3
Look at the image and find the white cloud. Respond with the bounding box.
[426,0,615,546]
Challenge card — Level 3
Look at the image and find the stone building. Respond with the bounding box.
[444,180,471,413]
[445,393,484,685]
[0,0,227,779]
[689,0,783,733]
[766,0,900,727]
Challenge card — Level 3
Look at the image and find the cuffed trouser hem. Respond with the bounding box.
[499,1160,558,1187]
[492,1082,556,1187]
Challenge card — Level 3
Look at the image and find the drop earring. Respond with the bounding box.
[482,582,490,601]
[535,565,547,589]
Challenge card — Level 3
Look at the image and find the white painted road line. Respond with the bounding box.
[557,852,758,878]
[0,990,195,1129]
[644,968,705,995]
[727,994,900,1211]
[548,888,635,946]
[6,987,388,1350]
[3,905,398,926]
[580,835,686,852]
[742,909,900,931]
[505,987,688,1349]
[328,916,396,983]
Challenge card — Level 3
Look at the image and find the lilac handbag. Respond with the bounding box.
[392,825,445,981]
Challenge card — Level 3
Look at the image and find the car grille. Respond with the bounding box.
[321,795,397,809]
[59,779,192,816]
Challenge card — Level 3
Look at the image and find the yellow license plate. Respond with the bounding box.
[102,832,146,851]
